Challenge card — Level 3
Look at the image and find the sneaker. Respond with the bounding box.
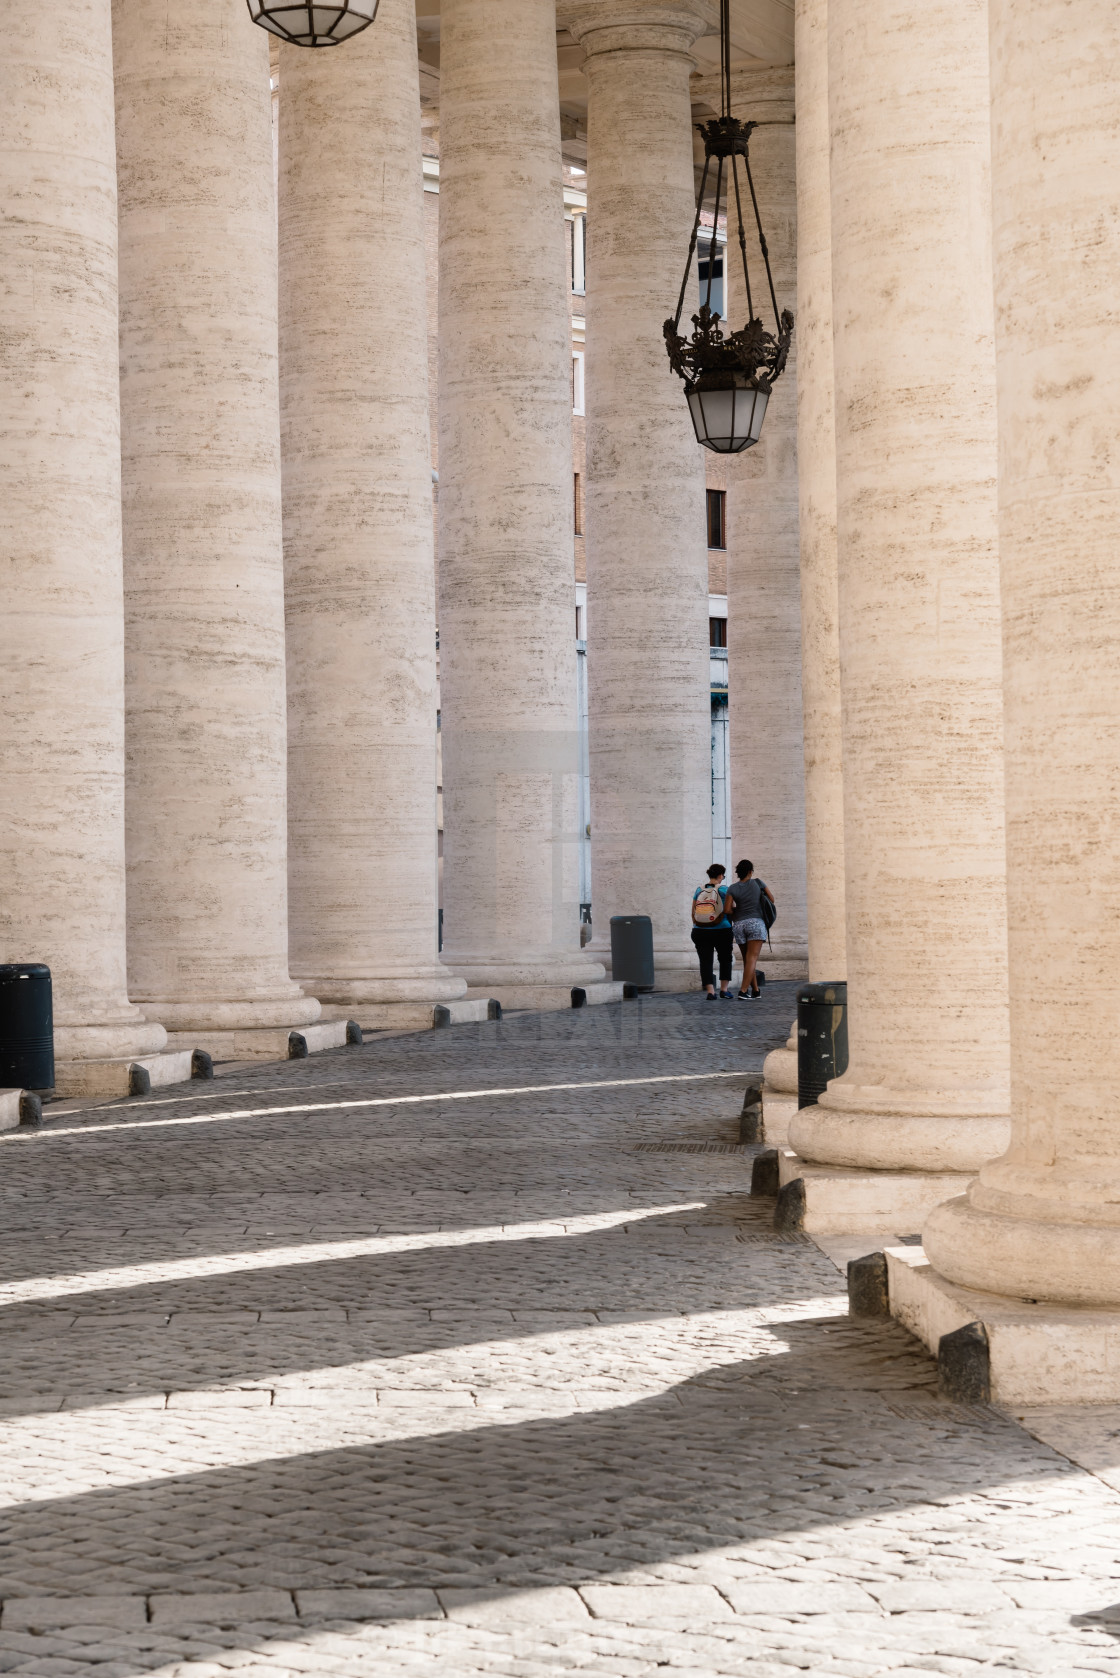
[719,990,734,1001]
[737,990,752,1000]
[705,992,718,1002]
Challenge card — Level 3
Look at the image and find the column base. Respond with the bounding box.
[789,1098,1011,1174]
[775,1146,974,1234]
[754,956,809,982]
[586,937,698,992]
[297,970,468,1008]
[442,951,607,992]
[164,1020,350,1062]
[884,1243,1120,1405]
[924,1191,1120,1309]
[763,1036,798,1094]
[760,1085,797,1145]
[141,994,322,1034]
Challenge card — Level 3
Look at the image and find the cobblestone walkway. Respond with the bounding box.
[2,988,1120,1676]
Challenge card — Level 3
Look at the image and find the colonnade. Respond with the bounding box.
[3,0,1120,1351]
[783,0,1120,1345]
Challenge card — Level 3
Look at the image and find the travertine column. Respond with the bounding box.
[794,0,845,988]
[558,0,715,991]
[278,1,465,1022]
[706,66,807,983]
[789,0,1011,1174]
[761,0,846,1098]
[0,0,166,1089]
[115,0,318,1039]
[438,0,605,999]
[925,2,1120,1303]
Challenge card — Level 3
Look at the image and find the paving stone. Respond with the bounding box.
[150,1595,295,1628]
[720,1581,878,1615]
[580,1585,735,1622]
[2,992,1120,1675]
[438,1588,590,1625]
[0,1600,147,1631]
[294,1589,442,1621]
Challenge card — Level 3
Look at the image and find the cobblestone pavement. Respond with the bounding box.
[2,987,1120,1677]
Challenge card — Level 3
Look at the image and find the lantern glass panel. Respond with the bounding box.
[246,0,379,44]
[687,384,769,455]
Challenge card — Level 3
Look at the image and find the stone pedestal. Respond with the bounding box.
[699,66,807,982]
[794,0,846,988]
[788,0,1010,1187]
[922,0,1120,1319]
[558,0,715,992]
[778,1149,972,1237]
[0,0,167,1094]
[436,0,605,1005]
[115,0,317,1047]
[887,1247,1120,1407]
[277,0,465,1021]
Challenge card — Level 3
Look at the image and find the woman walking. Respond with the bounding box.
[691,864,735,1000]
[727,859,775,999]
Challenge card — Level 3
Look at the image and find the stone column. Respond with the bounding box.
[437,0,606,1005]
[278,0,466,1027]
[924,2,1120,1304]
[760,3,847,1110]
[115,0,319,1048]
[558,0,715,992]
[705,66,807,984]
[794,0,845,990]
[0,0,166,1094]
[788,0,1011,1185]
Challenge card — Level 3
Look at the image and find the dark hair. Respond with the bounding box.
[736,859,754,879]
[707,864,726,879]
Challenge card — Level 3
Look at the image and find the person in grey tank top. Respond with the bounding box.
[726,859,775,999]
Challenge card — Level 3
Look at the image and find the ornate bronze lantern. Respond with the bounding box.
[664,0,793,453]
[246,0,378,47]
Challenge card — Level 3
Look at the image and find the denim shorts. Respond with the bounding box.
[733,918,767,944]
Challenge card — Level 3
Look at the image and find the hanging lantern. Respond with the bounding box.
[246,0,378,47]
[664,2,792,454]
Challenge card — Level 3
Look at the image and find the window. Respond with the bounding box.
[706,488,726,550]
[575,603,586,641]
[572,350,585,416]
[574,472,583,536]
[710,617,727,649]
[698,253,725,319]
[571,213,586,296]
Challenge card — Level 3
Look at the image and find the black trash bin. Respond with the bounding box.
[797,980,847,1109]
[609,915,655,990]
[0,964,54,1091]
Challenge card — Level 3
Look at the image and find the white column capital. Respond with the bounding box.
[558,0,717,59]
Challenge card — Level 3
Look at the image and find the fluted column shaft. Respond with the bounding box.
[437,0,604,994]
[115,0,316,1036]
[794,0,845,986]
[925,1,1120,1304]
[278,1,464,1015]
[707,66,807,981]
[0,0,165,1085]
[789,0,1010,1174]
[558,0,714,989]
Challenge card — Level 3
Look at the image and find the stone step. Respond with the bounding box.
[465,981,631,1013]
[322,999,499,1033]
[166,1020,354,1063]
